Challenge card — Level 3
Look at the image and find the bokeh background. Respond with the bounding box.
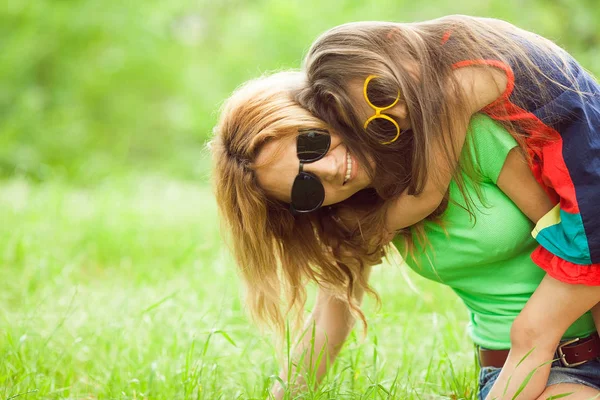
[1,0,599,399]
[2,0,599,183]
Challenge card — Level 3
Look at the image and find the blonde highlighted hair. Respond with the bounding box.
[211,71,384,337]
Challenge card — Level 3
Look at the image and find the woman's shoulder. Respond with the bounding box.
[468,113,515,141]
[465,113,519,184]
[468,113,502,131]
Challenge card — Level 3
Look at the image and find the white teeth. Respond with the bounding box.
[344,152,352,184]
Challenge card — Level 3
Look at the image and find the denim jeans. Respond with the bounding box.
[478,359,600,400]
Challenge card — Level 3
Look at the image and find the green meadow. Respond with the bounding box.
[1,0,598,398]
[0,176,472,399]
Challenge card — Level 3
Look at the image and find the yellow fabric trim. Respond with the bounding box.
[531,204,561,239]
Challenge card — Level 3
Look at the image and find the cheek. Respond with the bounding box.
[323,184,363,206]
[323,186,347,206]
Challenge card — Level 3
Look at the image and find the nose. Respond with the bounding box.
[302,154,339,183]
[386,103,411,130]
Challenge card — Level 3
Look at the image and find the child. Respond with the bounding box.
[299,15,600,399]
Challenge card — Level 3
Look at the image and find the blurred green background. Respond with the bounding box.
[1,0,599,184]
[1,1,600,398]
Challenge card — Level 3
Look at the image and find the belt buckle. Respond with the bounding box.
[557,337,588,368]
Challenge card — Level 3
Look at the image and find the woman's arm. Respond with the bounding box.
[385,67,507,232]
[269,266,372,399]
[486,147,600,399]
[485,274,600,400]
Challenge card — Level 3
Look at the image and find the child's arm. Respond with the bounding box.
[496,147,555,222]
[485,147,600,399]
[385,67,507,232]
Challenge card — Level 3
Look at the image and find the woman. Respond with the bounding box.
[210,71,600,399]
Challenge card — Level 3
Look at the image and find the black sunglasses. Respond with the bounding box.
[290,128,331,214]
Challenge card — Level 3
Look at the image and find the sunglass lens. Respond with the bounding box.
[366,76,399,108]
[365,118,400,144]
[291,172,325,212]
[297,131,330,162]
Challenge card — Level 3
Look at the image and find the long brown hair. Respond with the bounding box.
[299,15,581,256]
[211,71,386,337]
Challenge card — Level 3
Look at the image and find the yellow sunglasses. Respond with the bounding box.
[362,75,402,145]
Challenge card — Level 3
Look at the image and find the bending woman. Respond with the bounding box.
[210,71,600,399]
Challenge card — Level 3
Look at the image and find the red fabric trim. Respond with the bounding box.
[452,58,580,213]
[483,98,579,213]
[387,27,401,40]
[532,246,600,286]
[441,30,452,45]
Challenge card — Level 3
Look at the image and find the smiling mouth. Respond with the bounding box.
[343,150,353,184]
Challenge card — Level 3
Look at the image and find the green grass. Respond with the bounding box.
[1,174,476,399]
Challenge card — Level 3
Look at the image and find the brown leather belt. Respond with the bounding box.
[479,332,600,368]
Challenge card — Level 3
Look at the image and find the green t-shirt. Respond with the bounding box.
[393,114,595,350]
